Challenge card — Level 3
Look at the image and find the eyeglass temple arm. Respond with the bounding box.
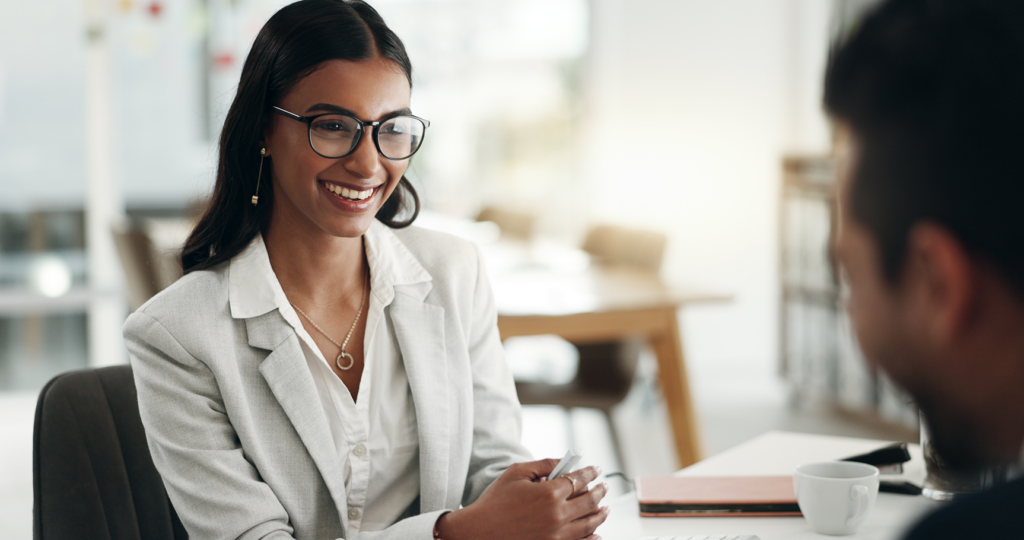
[272,106,306,122]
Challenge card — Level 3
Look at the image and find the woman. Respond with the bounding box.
[123,1,609,539]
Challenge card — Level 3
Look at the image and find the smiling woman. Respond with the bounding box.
[121,1,608,540]
[180,0,420,274]
[262,57,416,242]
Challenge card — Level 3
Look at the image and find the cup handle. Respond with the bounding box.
[846,485,870,528]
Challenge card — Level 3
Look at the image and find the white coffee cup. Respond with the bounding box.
[794,461,880,536]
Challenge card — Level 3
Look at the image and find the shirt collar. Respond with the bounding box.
[364,219,431,305]
[228,220,432,320]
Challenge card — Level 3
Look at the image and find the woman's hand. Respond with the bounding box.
[435,459,610,540]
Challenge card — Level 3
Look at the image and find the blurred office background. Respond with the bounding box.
[0,0,916,537]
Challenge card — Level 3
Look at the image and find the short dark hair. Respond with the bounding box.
[825,0,1024,296]
[182,0,419,274]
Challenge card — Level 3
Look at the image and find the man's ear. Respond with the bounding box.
[903,222,978,343]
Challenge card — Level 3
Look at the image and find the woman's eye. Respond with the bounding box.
[314,121,350,132]
[311,115,357,134]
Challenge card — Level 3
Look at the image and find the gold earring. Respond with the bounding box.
[251,148,266,206]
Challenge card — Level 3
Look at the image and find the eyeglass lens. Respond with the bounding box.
[309,114,425,159]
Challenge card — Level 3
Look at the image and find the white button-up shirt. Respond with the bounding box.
[234,223,426,536]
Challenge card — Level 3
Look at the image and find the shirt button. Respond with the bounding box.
[352,443,367,458]
[348,508,361,520]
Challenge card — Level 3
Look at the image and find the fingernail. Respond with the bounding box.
[595,465,602,475]
[602,482,609,490]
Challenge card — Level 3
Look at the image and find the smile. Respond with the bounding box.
[321,181,377,202]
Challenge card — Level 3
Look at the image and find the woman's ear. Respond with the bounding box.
[260,118,276,157]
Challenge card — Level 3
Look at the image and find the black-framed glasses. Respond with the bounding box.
[272,106,430,160]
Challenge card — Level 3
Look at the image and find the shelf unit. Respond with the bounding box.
[778,155,917,432]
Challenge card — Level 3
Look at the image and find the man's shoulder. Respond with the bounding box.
[904,477,1024,539]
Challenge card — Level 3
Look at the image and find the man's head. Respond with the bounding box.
[826,0,1024,468]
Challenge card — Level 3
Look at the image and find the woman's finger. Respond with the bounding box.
[554,474,579,497]
[554,465,601,499]
[565,482,608,520]
[560,505,610,540]
[575,465,601,487]
[565,466,601,498]
[512,458,562,481]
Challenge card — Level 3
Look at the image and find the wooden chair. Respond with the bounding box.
[581,225,667,273]
[476,206,536,240]
[514,224,668,473]
[112,220,185,312]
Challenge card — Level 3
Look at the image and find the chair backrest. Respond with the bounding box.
[582,225,667,274]
[112,219,186,312]
[574,338,645,397]
[111,224,162,312]
[33,365,187,540]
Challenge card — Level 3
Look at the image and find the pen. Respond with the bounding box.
[547,447,583,480]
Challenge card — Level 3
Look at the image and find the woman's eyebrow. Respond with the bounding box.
[304,103,356,115]
[304,103,413,119]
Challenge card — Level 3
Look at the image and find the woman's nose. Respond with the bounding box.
[343,127,381,178]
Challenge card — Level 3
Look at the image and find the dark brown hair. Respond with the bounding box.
[825,0,1024,297]
[181,0,419,274]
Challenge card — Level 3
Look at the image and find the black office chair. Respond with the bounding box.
[33,365,187,540]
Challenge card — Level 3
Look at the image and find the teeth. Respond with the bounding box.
[325,183,373,201]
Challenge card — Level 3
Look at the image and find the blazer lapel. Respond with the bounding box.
[389,293,451,512]
[246,311,350,532]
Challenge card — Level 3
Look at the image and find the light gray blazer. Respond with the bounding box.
[123,224,531,540]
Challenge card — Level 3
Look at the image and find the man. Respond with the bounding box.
[824,0,1024,536]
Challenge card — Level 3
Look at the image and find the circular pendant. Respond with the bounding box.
[336,351,355,371]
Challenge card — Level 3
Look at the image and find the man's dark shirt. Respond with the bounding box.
[904,477,1024,539]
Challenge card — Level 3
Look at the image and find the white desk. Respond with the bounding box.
[596,431,941,540]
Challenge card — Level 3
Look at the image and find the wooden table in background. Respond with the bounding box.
[483,240,729,468]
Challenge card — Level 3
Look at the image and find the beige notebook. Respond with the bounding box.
[635,475,801,517]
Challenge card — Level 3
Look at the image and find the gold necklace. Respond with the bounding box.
[291,271,368,371]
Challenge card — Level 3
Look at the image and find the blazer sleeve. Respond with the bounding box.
[460,243,534,505]
[124,311,297,540]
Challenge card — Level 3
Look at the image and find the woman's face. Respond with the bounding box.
[263,57,412,239]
